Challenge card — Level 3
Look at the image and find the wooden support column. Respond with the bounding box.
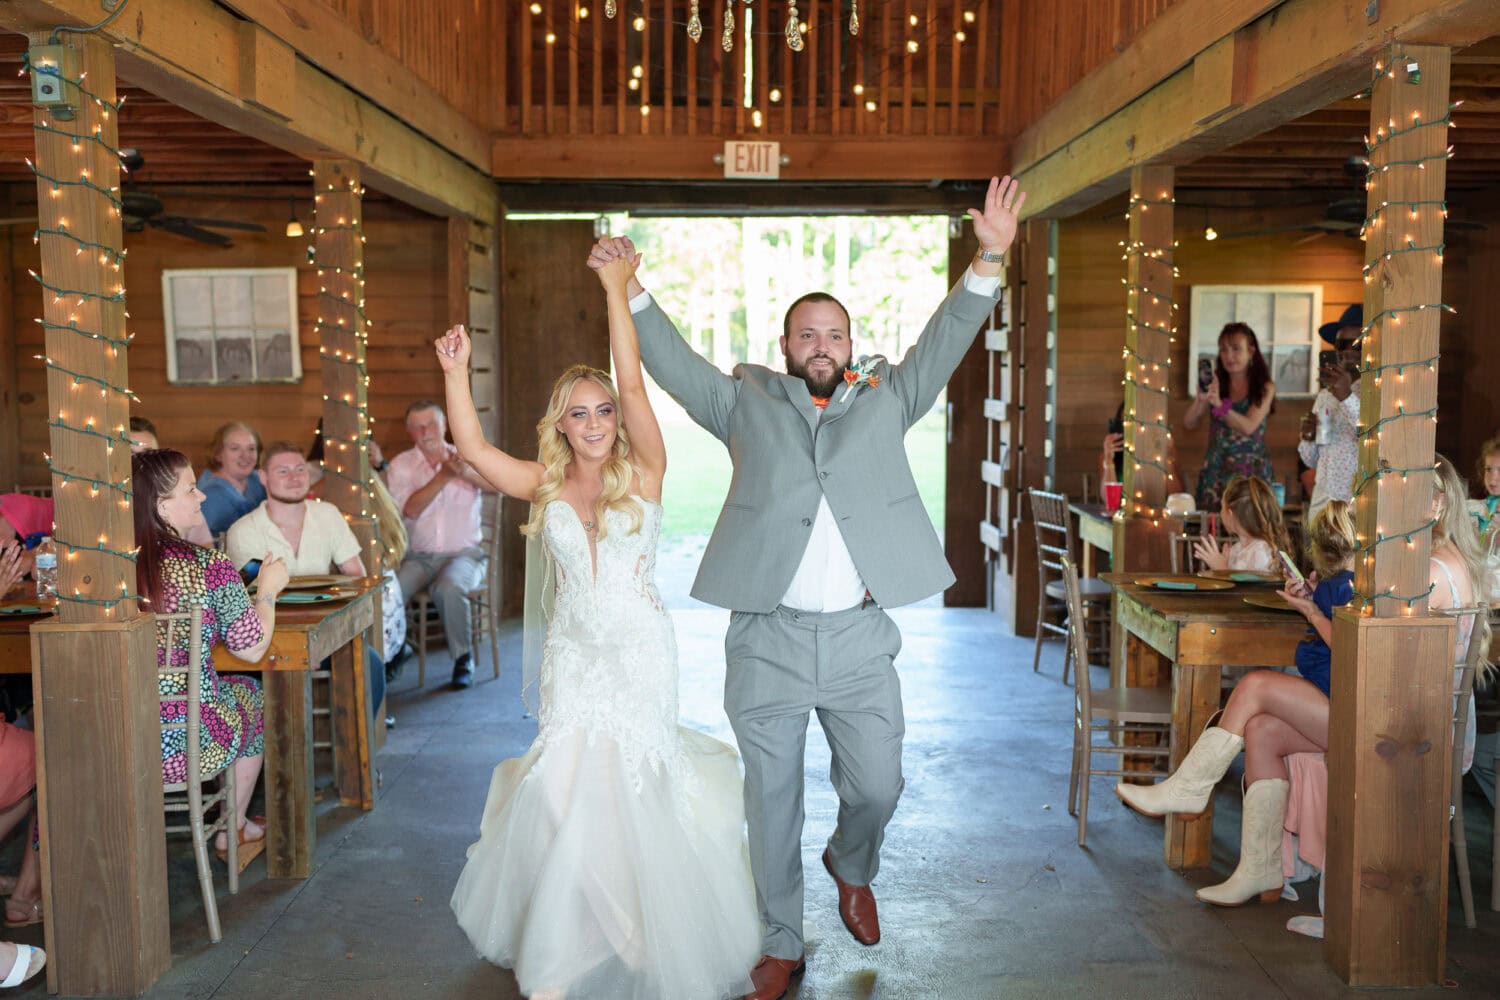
[1004,218,1054,634]
[26,31,169,996]
[945,220,989,607]
[1324,44,1456,988]
[1112,165,1175,576]
[0,185,16,489]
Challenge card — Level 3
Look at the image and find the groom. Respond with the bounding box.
[590,177,1024,1000]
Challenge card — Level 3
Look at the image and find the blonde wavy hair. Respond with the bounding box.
[1434,454,1494,683]
[1304,499,1357,579]
[521,364,644,540]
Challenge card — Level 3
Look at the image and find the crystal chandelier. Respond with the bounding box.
[604,0,859,52]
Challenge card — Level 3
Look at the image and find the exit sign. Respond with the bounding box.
[723,140,781,180]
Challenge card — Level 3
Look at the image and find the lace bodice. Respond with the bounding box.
[536,497,688,787]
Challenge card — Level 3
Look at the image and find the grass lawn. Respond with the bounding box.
[656,402,946,542]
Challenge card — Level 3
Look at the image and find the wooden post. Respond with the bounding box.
[1324,44,1455,988]
[26,31,169,996]
[1004,218,1054,634]
[0,186,16,489]
[1112,164,1175,576]
[944,220,989,606]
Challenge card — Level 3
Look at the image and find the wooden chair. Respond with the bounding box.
[1062,555,1172,847]
[11,484,50,498]
[158,609,238,943]
[407,493,502,686]
[1028,488,1110,685]
[1444,605,1487,929]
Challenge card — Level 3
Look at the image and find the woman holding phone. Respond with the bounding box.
[1184,323,1276,511]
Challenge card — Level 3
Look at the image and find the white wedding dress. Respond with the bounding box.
[451,497,758,1000]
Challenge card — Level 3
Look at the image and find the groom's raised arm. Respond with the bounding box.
[631,293,737,444]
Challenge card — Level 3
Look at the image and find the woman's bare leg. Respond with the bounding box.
[1243,713,1326,784]
[1220,671,1329,745]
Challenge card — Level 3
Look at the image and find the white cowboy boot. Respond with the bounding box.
[1196,779,1289,907]
[1114,727,1243,816]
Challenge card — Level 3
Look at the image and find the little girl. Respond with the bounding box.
[1193,475,1291,573]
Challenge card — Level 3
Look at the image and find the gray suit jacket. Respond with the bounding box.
[636,277,1000,612]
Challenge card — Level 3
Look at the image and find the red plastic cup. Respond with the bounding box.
[1103,481,1123,514]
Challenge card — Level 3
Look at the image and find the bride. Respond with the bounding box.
[444,251,759,999]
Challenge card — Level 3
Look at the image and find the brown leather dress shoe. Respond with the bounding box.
[745,953,805,1000]
[823,847,880,945]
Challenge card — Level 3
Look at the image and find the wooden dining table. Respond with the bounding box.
[1069,501,1114,578]
[1102,573,1310,869]
[0,578,380,880]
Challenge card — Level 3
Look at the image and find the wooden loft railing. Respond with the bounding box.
[497,0,1002,139]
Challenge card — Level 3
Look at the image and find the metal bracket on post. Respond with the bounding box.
[28,43,78,119]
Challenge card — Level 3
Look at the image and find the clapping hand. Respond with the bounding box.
[0,541,24,598]
[256,554,289,599]
[967,175,1026,255]
[435,324,471,374]
[1192,536,1229,571]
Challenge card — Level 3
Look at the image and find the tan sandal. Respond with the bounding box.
[214,823,266,874]
[3,898,41,929]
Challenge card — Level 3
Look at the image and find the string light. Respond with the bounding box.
[1118,195,1177,520]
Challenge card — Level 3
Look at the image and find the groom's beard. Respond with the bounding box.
[785,354,847,399]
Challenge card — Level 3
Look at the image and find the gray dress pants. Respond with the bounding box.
[725,602,905,961]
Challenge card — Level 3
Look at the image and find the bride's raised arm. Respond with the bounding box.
[436,325,546,501]
[595,252,666,498]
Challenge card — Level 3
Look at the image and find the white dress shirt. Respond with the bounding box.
[631,266,1000,612]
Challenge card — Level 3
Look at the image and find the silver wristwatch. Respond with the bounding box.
[977,248,1005,264]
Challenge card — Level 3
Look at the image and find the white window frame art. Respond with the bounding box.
[162,267,302,385]
[1188,284,1323,400]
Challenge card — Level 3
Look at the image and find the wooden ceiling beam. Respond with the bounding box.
[492,135,1009,182]
[1014,0,1500,217]
[213,0,489,170]
[0,0,497,220]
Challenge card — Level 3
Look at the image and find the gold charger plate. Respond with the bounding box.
[1135,575,1235,592]
[1198,569,1283,585]
[283,575,355,591]
[1243,592,1299,612]
[276,587,358,605]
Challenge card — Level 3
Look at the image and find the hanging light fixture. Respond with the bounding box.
[602,0,854,51]
[285,197,303,239]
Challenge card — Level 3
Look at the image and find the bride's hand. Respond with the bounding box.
[595,252,643,292]
[435,324,471,374]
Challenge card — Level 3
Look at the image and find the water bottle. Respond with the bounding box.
[1315,407,1331,446]
[33,536,57,599]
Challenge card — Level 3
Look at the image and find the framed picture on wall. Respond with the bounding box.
[1188,284,1322,399]
[162,268,301,385]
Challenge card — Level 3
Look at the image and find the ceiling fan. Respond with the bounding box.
[0,149,268,246]
[1214,155,1484,242]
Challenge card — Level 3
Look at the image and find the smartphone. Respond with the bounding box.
[1318,349,1338,371]
[1106,414,1124,435]
[240,559,262,585]
[1277,550,1307,587]
[1197,358,1214,392]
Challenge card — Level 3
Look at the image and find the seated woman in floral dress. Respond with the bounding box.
[133,449,289,871]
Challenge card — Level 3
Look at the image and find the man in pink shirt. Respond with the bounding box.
[385,400,495,689]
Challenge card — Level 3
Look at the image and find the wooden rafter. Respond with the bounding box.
[1014,0,1500,218]
[0,0,498,220]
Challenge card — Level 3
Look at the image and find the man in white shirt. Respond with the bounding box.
[385,401,495,690]
[1298,304,1362,514]
[226,441,387,724]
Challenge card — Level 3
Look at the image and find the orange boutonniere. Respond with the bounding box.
[839,355,884,402]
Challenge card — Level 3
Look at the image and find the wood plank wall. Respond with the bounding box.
[1000,0,1175,129]
[1446,205,1500,488]
[5,187,448,487]
[497,0,1002,136]
[1050,196,1467,507]
[322,0,498,129]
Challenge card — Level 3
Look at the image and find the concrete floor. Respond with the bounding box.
[9,606,1498,999]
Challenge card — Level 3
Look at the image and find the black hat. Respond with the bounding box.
[1318,303,1362,345]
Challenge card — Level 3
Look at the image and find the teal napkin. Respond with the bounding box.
[1154,580,1198,591]
[1230,572,1268,583]
[277,592,334,604]
[0,604,43,615]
